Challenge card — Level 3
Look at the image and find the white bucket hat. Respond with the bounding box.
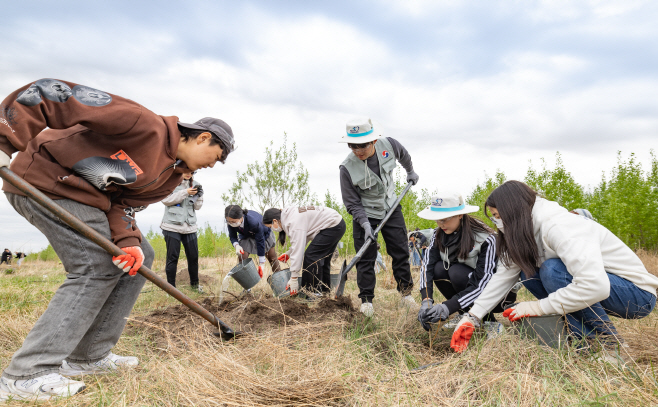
[339,117,383,143]
[417,192,480,221]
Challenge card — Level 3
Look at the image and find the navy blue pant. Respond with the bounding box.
[521,258,656,339]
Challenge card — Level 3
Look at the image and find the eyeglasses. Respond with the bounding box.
[348,142,373,152]
[436,215,457,225]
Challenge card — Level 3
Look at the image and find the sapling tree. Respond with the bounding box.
[221,133,317,214]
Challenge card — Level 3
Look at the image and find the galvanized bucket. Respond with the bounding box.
[516,314,566,349]
[268,268,292,298]
[330,273,341,288]
[228,258,261,290]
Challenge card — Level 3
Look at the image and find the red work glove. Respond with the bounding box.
[278,253,290,262]
[450,314,480,353]
[502,301,545,322]
[112,246,144,276]
[286,277,299,296]
[258,265,263,278]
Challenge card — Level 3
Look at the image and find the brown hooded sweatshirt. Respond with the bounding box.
[0,78,188,248]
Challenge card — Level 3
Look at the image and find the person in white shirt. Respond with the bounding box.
[262,206,345,296]
[451,180,658,354]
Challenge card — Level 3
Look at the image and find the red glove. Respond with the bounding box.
[502,301,545,322]
[450,315,479,353]
[258,265,263,278]
[278,253,290,262]
[112,246,144,276]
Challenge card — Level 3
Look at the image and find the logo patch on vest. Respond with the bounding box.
[110,150,143,175]
[381,150,389,158]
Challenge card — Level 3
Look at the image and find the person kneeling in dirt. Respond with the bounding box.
[416,193,516,337]
[0,78,235,402]
[262,206,346,297]
[450,181,658,366]
[339,117,419,317]
[226,204,281,280]
[161,170,204,292]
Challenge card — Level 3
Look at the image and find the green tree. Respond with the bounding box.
[588,152,658,250]
[524,152,585,210]
[467,170,507,227]
[222,133,317,214]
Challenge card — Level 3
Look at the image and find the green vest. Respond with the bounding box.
[438,230,490,269]
[162,180,199,226]
[342,137,397,219]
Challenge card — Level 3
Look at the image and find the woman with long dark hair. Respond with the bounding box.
[417,193,515,335]
[451,181,658,361]
[225,204,280,278]
[262,206,345,296]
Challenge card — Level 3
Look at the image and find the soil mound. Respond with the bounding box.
[128,295,356,343]
[174,268,217,286]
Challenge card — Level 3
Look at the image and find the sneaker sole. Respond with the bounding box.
[0,384,86,401]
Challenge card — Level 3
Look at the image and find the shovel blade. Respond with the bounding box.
[335,260,348,298]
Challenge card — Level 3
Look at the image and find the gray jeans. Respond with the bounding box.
[2,193,154,380]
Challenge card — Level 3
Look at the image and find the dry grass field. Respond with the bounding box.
[2,251,658,406]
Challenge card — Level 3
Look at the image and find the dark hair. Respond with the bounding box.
[485,180,539,276]
[225,205,248,220]
[434,214,492,259]
[263,208,286,246]
[178,126,229,163]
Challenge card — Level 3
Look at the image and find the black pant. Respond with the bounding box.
[163,230,199,287]
[301,219,346,292]
[353,205,413,303]
[433,262,516,322]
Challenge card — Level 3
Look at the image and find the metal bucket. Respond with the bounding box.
[330,273,341,288]
[228,258,261,290]
[268,268,292,298]
[516,314,566,349]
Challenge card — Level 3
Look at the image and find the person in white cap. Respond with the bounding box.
[339,118,420,316]
[450,181,658,365]
[416,193,515,336]
[0,78,235,402]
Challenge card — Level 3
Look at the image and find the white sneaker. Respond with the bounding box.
[0,373,85,402]
[483,321,505,339]
[400,295,418,308]
[442,313,464,330]
[60,352,139,376]
[360,302,374,317]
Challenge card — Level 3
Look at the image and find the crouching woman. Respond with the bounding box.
[451,180,658,354]
[417,193,515,333]
[262,206,346,295]
[225,205,281,279]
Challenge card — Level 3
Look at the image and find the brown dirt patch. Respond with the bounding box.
[173,268,217,286]
[127,295,356,344]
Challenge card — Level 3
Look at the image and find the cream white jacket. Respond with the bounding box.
[470,197,658,319]
[280,206,343,276]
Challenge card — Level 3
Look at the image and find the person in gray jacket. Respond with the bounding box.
[339,117,419,316]
[161,171,204,291]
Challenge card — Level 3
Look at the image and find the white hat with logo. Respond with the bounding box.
[339,117,383,143]
[417,192,480,220]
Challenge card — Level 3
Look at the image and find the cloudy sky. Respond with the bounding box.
[1,0,657,252]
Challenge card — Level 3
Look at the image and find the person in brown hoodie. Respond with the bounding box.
[0,78,235,402]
